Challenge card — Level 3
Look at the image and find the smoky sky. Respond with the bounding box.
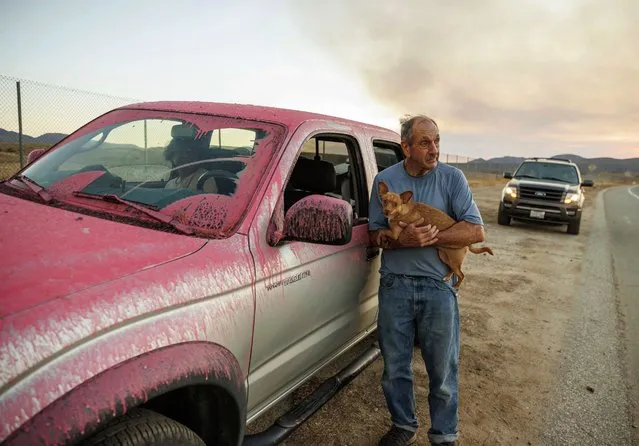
[289,0,639,158]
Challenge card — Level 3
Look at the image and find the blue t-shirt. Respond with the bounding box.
[368,161,484,279]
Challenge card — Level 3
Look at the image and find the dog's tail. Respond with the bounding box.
[469,245,494,256]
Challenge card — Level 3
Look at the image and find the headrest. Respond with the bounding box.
[171,124,199,139]
[170,124,210,151]
[290,157,336,193]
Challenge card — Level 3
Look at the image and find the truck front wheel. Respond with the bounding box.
[567,216,581,235]
[82,408,205,446]
[498,204,511,226]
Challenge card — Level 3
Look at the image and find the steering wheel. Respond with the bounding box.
[196,170,238,195]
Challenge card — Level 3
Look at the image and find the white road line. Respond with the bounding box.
[623,216,632,225]
[629,186,639,200]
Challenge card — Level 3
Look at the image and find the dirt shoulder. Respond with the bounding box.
[248,183,596,445]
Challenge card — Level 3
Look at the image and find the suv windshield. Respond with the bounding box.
[513,161,580,184]
[15,108,286,236]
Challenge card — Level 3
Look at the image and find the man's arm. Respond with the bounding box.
[433,168,486,249]
[369,220,483,250]
[435,221,485,249]
[369,220,439,249]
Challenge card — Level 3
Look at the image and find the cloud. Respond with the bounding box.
[289,0,639,157]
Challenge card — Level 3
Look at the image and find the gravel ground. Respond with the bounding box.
[539,189,634,445]
[247,184,602,445]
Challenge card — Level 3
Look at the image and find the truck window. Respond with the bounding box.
[285,134,368,222]
[372,140,403,172]
[209,128,260,155]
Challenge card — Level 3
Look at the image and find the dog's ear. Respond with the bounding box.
[400,191,413,203]
[378,181,389,196]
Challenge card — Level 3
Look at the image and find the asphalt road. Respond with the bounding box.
[606,185,639,443]
[540,185,638,445]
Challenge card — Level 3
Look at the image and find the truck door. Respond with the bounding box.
[245,123,377,419]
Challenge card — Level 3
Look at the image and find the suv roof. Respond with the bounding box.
[522,157,576,165]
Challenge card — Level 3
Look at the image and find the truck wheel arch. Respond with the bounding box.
[5,342,246,446]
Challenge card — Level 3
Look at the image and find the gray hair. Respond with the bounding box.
[400,114,438,145]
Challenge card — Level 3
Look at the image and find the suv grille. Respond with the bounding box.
[519,186,564,202]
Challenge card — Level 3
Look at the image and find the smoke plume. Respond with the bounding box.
[289,0,639,157]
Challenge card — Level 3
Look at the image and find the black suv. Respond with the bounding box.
[497,157,594,235]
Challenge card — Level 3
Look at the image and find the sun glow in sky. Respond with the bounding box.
[1,0,637,159]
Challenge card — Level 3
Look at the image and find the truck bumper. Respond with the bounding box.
[501,199,581,224]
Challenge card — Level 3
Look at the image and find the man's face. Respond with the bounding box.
[168,147,200,176]
[401,119,440,171]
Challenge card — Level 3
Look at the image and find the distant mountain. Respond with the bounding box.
[552,153,587,161]
[35,133,68,144]
[1,128,636,173]
[469,156,527,165]
[469,153,639,174]
[0,128,31,143]
[0,128,68,145]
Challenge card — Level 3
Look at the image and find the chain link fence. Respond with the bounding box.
[0,75,139,179]
[440,152,520,180]
[1,75,634,188]
[0,74,527,183]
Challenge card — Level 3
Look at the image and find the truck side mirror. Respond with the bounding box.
[283,195,353,245]
[27,148,46,164]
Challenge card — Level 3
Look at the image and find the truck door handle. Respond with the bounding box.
[366,246,380,261]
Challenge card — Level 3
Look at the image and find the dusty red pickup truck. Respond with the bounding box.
[0,102,405,445]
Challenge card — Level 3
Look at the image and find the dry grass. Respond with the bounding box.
[464,172,510,188]
[0,143,53,180]
[0,143,168,180]
[0,142,52,154]
[587,174,638,189]
[2,147,636,187]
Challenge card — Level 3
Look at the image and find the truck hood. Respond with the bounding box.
[0,193,207,319]
[509,178,579,192]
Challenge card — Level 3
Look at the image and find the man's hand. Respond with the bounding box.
[369,220,439,249]
[372,231,390,248]
[397,218,439,248]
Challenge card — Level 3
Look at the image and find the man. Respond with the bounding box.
[368,115,485,446]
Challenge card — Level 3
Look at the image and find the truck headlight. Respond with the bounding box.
[504,186,517,199]
[564,192,580,204]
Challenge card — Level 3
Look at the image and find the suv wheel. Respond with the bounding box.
[497,204,511,226]
[567,217,581,235]
[82,408,205,446]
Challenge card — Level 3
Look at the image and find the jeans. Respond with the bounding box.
[377,273,460,445]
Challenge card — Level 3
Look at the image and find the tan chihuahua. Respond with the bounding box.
[377,181,493,289]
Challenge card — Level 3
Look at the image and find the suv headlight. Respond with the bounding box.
[504,186,517,199]
[564,192,580,204]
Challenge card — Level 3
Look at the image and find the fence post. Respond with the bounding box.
[144,119,148,164]
[16,81,24,168]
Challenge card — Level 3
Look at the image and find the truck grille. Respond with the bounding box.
[519,186,564,202]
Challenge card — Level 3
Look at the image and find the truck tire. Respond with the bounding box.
[82,408,205,446]
[497,204,511,226]
[567,217,581,235]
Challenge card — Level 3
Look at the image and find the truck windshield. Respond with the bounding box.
[514,162,579,184]
[16,108,286,236]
